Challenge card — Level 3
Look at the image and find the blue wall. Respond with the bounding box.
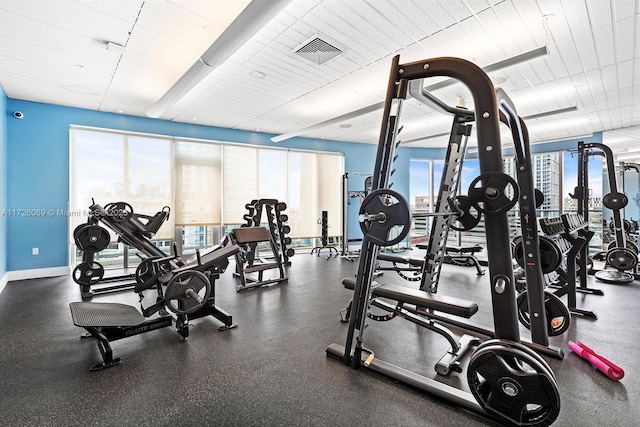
[0,86,7,278]
[6,99,443,271]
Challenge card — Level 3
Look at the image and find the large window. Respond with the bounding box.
[70,127,344,267]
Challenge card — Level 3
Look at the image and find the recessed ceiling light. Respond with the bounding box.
[192,117,197,121]
[492,76,509,85]
[250,70,266,79]
[118,109,123,113]
[339,123,352,128]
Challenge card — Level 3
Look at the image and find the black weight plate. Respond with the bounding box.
[73,223,89,240]
[277,202,287,211]
[534,188,545,208]
[75,225,111,253]
[594,269,634,284]
[607,240,638,254]
[602,192,628,210]
[605,247,638,270]
[449,196,481,231]
[164,270,211,315]
[473,338,556,382]
[468,172,519,215]
[72,261,105,286]
[467,344,560,427]
[358,188,411,247]
[516,290,571,336]
[286,248,295,257]
[512,236,561,274]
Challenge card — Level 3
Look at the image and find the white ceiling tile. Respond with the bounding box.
[593,24,616,67]
[585,0,612,28]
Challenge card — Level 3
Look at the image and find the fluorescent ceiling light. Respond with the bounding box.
[401,104,578,145]
[271,46,549,142]
[147,0,292,118]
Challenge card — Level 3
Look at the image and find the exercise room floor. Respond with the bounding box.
[0,250,638,426]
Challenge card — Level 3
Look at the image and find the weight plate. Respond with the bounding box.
[605,247,638,271]
[467,344,560,427]
[607,240,638,254]
[602,192,628,210]
[512,236,561,274]
[594,269,635,284]
[164,270,211,315]
[516,290,571,337]
[72,261,105,286]
[468,172,519,215]
[277,202,287,211]
[449,196,481,231]
[73,223,89,240]
[285,248,295,257]
[75,225,111,253]
[534,188,545,208]
[358,188,411,247]
[473,338,556,382]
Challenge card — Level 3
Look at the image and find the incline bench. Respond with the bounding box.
[342,278,479,375]
[70,244,239,371]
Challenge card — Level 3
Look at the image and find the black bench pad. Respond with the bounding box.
[377,253,424,267]
[70,302,145,327]
[174,244,240,273]
[446,245,483,254]
[341,279,478,318]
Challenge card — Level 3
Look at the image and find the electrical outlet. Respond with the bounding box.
[32,248,39,255]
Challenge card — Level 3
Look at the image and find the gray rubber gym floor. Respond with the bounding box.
[0,250,638,426]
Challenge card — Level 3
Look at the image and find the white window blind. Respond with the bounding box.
[70,129,174,241]
[175,141,222,226]
[287,151,342,238]
[223,145,258,223]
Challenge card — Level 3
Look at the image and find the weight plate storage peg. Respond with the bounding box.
[72,261,105,286]
[468,172,520,215]
[358,188,411,247]
[467,344,561,427]
[74,225,111,253]
[516,290,571,336]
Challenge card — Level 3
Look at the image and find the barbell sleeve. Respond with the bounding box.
[358,212,387,223]
[185,288,204,303]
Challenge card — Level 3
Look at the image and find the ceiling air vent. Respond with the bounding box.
[293,35,343,65]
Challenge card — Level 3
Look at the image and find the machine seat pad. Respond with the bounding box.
[377,253,424,266]
[70,302,145,327]
[446,245,483,254]
[341,279,478,318]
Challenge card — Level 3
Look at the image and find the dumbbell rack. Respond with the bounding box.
[243,199,295,265]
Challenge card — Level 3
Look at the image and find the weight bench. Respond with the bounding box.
[416,243,485,275]
[229,226,288,291]
[376,252,424,281]
[71,244,240,371]
[342,278,479,375]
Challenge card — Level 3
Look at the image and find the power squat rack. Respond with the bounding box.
[327,55,562,426]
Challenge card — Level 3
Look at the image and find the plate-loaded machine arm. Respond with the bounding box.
[327,56,561,426]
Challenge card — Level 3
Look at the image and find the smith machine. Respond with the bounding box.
[327,55,561,427]
[572,142,639,284]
